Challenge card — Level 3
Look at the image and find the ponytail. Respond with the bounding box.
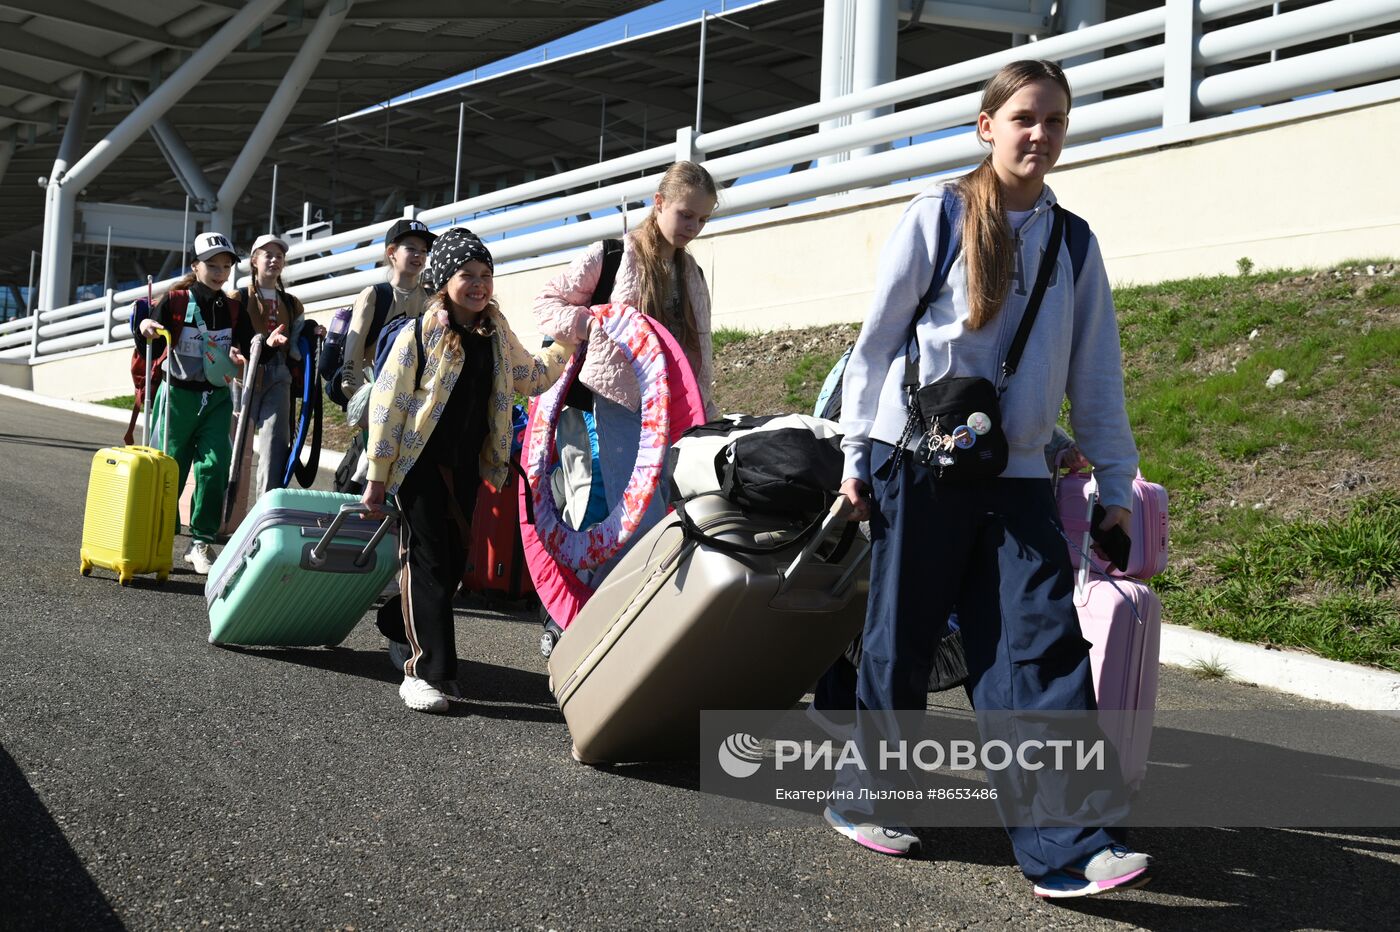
[957,59,1072,330]
[955,159,1012,331]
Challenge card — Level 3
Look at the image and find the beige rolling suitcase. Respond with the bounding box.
[548,494,870,764]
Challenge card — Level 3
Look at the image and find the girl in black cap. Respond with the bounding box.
[362,228,581,713]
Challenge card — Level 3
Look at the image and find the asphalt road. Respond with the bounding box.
[2,394,1398,931]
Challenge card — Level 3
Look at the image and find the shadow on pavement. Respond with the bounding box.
[0,432,105,454]
[218,646,563,722]
[0,744,124,931]
[1050,826,1400,930]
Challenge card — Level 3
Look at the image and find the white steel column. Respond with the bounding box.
[1062,0,1107,105]
[1164,0,1203,126]
[36,72,95,316]
[850,0,898,158]
[818,0,856,167]
[146,107,220,210]
[213,0,355,234]
[38,0,283,313]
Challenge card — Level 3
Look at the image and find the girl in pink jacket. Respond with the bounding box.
[533,161,720,579]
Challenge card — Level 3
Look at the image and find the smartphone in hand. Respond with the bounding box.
[1090,503,1133,572]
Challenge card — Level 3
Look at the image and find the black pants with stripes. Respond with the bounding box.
[377,462,479,683]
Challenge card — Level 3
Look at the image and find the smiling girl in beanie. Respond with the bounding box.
[362,228,580,713]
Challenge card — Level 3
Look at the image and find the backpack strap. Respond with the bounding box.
[166,289,190,343]
[902,190,965,390]
[1061,206,1091,283]
[412,314,425,391]
[588,239,624,306]
[369,281,395,344]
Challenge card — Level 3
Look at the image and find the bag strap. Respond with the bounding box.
[588,239,624,306]
[368,282,395,344]
[999,204,1065,385]
[901,200,1066,395]
[675,499,827,557]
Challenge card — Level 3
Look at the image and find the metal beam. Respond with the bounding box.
[0,66,65,100]
[530,71,730,128]
[36,72,94,315]
[708,19,821,58]
[349,0,613,20]
[0,0,197,48]
[215,0,356,233]
[465,88,648,138]
[611,50,813,104]
[202,59,440,82]
[0,28,143,79]
[251,29,497,55]
[0,103,48,125]
[144,109,220,211]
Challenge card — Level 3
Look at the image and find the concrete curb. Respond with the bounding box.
[0,383,345,474]
[1160,623,1400,710]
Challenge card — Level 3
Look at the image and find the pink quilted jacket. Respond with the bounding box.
[534,234,718,418]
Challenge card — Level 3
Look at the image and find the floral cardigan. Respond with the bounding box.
[366,302,574,496]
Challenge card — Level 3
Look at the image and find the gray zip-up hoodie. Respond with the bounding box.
[840,182,1139,510]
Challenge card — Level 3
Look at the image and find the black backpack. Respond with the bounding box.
[320,282,394,408]
[334,431,367,495]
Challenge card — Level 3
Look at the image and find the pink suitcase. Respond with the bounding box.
[1074,563,1161,789]
[1056,467,1168,581]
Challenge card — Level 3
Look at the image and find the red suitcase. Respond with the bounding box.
[462,465,534,601]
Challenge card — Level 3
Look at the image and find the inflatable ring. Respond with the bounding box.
[525,303,670,570]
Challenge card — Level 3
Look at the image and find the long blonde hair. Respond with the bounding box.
[428,290,498,357]
[957,60,1072,330]
[247,247,302,336]
[630,160,717,353]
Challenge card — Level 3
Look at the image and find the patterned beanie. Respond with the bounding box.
[423,227,493,293]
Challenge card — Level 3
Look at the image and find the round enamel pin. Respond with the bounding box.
[951,425,976,449]
[966,412,992,436]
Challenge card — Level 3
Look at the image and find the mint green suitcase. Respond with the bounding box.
[205,489,399,647]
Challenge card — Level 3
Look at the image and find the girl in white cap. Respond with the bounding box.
[137,232,253,574]
[362,228,580,713]
[241,233,303,496]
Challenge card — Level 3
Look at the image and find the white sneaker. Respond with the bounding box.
[184,541,215,575]
[399,675,449,713]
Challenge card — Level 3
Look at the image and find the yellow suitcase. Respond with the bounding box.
[80,323,178,585]
[80,444,178,585]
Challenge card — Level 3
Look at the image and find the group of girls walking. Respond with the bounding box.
[362,59,1150,898]
[135,57,1150,900]
[136,231,309,575]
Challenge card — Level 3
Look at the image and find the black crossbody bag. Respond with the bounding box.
[900,206,1065,480]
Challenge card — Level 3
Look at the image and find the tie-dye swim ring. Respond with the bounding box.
[524,303,670,570]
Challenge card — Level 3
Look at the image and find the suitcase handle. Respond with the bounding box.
[310,502,399,568]
[776,496,867,597]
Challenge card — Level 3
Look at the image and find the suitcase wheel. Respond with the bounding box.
[118,574,132,586]
[539,629,559,659]
[80,559,92,576]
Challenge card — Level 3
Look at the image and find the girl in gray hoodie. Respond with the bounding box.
[825,60,1151,900]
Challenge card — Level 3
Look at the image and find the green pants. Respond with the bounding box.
[153,382,233,543]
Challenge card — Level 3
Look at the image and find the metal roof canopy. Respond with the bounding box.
[0,0,651,286]
[0,0,1380,294]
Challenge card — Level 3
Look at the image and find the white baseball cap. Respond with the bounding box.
[249,233,290,256]
[194,231,236,262]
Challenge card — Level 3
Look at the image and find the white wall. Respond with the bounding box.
[28,97,1400,400]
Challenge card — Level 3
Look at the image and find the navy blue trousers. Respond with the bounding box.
[830,441,1127,879]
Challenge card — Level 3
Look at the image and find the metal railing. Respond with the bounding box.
[5,0,1398,362]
